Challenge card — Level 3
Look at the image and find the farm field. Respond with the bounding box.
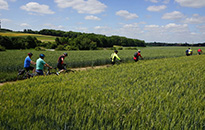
[0,46,204,82]
[0,32,57,42]
[0,55,204,129]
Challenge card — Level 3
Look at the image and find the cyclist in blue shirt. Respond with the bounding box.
[24,53,36,73]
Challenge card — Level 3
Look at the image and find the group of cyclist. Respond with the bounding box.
[24,50,144,75]
[24,47,203,75]
[185,48,203,56]
[110,50,143,65]
[24,52,68,76]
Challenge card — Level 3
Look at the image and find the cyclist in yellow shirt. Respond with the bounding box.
[110,50,122,65]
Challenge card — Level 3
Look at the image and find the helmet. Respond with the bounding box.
[39,54,45,57]
[114,50,118,53]
[138,50,141,52]
[28,53,33,56]
[64,52,68,56]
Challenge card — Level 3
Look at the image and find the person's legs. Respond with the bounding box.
[134,57,139,62]
[57,64,65,75]
[36,70,44,75]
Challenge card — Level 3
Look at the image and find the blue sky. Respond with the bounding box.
[0,0,205,43]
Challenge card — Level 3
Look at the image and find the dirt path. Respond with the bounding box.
[72,64,111,71]
[0,64,112,86]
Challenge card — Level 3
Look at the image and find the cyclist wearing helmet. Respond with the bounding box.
[133,50,143,62]
[197,48,203,55]
[110,50,122,65]
[36,54,52,75]
[185,48,193,56]
[56,52,68,75]
[24,52,36,73]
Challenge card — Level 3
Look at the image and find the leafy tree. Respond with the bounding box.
[55,37,61,45]
[0,45,6,51]
[55,45,65,51]
[89,41,97,50]
[25,36,37,48]
[0,36,12,49]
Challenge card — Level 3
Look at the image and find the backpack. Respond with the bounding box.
[134,52,138,57]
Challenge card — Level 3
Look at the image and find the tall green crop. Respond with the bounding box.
[0,55,204,129]
[1,47,204,82]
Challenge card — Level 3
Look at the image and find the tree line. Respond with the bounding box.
[23,29,146,50]
[0,28,146,50]
[146,42,205,46]
[0,35,41,50]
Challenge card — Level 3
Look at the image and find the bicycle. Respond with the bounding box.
[61,64,76,73]
[45,65,75,76]
[17,69,37,80]
[45,67,58,75]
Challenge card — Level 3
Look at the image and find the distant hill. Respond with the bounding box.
[0,30,57,42]
[0,28,13,32]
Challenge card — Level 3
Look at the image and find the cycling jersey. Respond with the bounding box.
[24,56,31,68]
[36,58,46,70]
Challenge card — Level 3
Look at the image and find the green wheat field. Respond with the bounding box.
[0,47,204,129]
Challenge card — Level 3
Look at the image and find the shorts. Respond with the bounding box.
[57,63,65,70]
[198,52,201,55]
[36,69,44,75]
[134,57,139,62]
[24,66,34,71]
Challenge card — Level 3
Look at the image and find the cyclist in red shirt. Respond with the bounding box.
[197,49,203,55]
[56,53,68,75]
[133,50,143,62]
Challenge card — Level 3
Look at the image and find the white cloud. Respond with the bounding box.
[115,22,193,42]
[1,18,11,22]
[123,23,140,28]
[146,0,170,4]
[145,25,159,28]
[74,27,89,32]
[116,10,139,20]
[93,26,117,36]
[197,25,205,34]
[20,2,55,15]
[164,23,188,32]
[163,0,170,4]
[117,23,144,38]
[43,23,64,29]
[151,0,158,3]
[184,14,205,24]
[54,0,107,14]
[175,0,205,8]
[20,23,30,27]
[0,0,8,10]
[85,15,101,20]
[92,22,203,43]
[143,23,192,42]
[162,11,185,20]
[147,5,167,12]
[147,0,159,3]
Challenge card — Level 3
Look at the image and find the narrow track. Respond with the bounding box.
[0,64,112,86]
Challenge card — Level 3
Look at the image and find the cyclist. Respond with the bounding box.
[197,48,203,55]
[24,52,36,73]
[186,48,193,56]
[133,50,143,62]
[56,52,68,75]
[110,50,122,65]
[36,54,52,75]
